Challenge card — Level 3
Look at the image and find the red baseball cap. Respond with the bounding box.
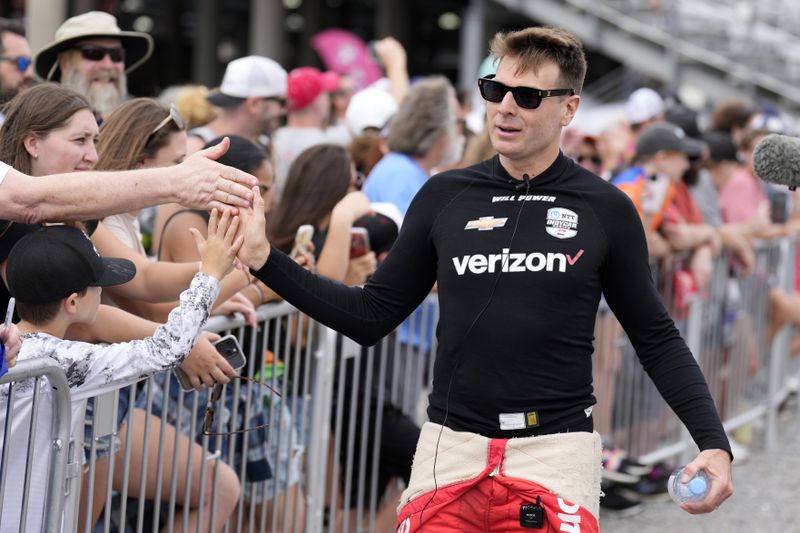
[287,67,339,111]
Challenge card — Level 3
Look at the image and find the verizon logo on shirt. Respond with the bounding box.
[452,248,584,275]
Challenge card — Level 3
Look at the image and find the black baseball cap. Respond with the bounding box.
[703,131,739,163]
[665,104,702,140]
[7,225,136,304]
[353,213,398,255]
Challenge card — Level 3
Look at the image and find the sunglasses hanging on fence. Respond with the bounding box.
[202,375,281,437]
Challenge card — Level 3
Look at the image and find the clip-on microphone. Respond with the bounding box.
[515,173,531,192]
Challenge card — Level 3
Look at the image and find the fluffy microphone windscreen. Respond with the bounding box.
[753,133,800,188]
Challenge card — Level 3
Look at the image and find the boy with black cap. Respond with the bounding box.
[0,210,241,531]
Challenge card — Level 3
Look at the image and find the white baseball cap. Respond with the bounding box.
[207,55,287,107]
[345,87,398,137]
[625,87,665,125]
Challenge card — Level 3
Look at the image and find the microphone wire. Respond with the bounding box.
[418,165,532,530]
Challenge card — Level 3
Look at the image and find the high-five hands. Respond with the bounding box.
[190,208,244,280]
[179,137,258,212]
[236,186,271,271]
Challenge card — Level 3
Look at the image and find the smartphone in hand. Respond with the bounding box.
[290,224,314,259]
[212,335,246,369]
[350,227,371,259]
[174,334,247,391]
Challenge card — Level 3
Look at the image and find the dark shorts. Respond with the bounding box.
[83,384,134,461]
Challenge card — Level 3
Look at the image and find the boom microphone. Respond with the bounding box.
[753,133,800,191]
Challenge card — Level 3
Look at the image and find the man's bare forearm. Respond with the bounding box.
[2,167,174,224]
[0,138,258,223]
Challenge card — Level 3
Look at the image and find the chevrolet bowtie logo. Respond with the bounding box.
[465,216,508,231]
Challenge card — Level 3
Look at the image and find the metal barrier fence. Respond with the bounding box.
[592,240,794,466]
[0,358,73,533]
[1,237,798,532]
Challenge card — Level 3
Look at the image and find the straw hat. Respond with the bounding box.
[34,11,154,81]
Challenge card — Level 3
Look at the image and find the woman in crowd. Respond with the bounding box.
[0,84,241,532]
[268,143,376,285]
[96,98,257,324]
[268,143,417,533]
[0,85,212,315]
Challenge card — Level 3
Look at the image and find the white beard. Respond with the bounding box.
[61,68,127,118]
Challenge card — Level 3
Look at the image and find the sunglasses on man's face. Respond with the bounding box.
[0,55,31,73]
[74,44,125,63]
[202,375,281,437]
[478,75,574,110]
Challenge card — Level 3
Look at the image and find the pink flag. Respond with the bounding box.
[311,28,383,90]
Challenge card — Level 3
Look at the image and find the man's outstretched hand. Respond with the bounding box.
[175,137,258,212]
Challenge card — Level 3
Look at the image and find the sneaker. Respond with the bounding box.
[646,461,671,479]
[619,461,672,502]
[619,476,669,502]
[600,483,644,517]
[601,447,648,484]
[729,439,749,465]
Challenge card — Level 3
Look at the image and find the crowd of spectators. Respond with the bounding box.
[1,7,799,530]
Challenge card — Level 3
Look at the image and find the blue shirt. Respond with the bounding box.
[363,152,428,216]
[363,152,432,348]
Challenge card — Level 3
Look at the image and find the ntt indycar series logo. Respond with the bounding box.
[546,207,578,239]
[452,248,584,275]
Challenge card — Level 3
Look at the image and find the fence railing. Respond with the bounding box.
[1,237,798,532]
[0,358,73,533]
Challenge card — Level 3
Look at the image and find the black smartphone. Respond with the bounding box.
[174,334,247,391]
[213,335,247,370]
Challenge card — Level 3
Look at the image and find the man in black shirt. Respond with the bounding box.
[237,26,733,531]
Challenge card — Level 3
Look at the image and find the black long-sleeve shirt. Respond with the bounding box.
[252,153,731,456]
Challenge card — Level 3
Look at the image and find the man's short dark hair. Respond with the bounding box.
[0,18,25,54]
[489,26,587,94]
[16,288,87,326]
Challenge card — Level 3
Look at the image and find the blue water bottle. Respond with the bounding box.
[668,467,709,504]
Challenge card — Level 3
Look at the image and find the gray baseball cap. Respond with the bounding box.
[635,122,706,158]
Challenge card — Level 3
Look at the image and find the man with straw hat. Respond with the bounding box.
[33,10,153,119]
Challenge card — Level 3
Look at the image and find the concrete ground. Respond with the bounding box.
[599,402,800,532]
